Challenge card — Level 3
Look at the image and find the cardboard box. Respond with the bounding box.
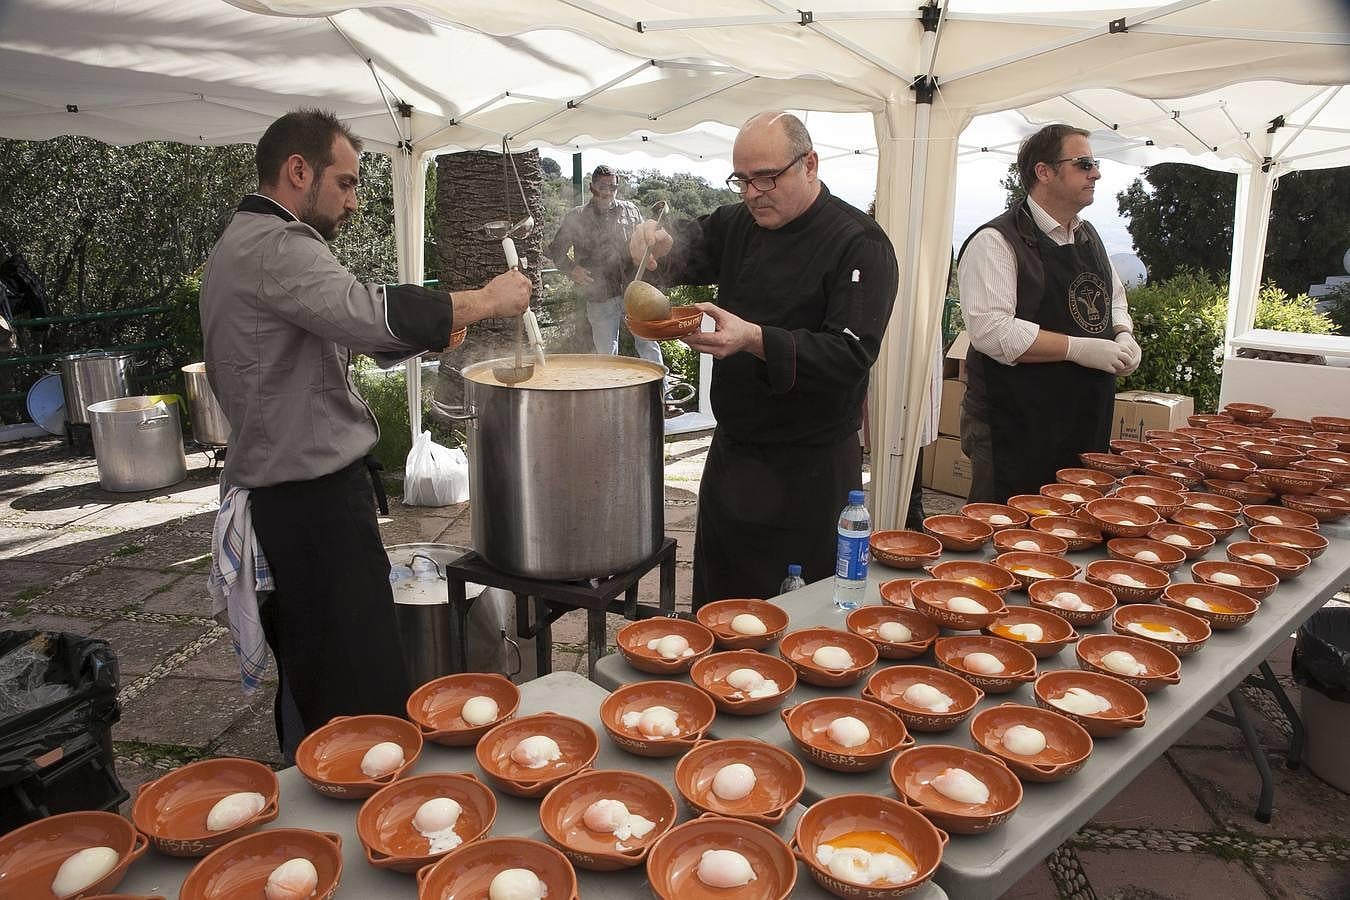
[927,435,972,498]
[938,378,965,438]
[942,331,970,382]
[1112,391,1195,442]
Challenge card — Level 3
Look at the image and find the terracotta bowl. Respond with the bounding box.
[476,713,599,797]
[673,739,805,825]
[1203,477,1275,504]
[1203,438,1254,455]
[1084,559,1170,603]
[356,772,497,873]
[1144,463,1203,487]
[922,514,993,552]
[131,757,279,857]
[928,560,1020,597]
[695,599,789,651]
[1159,450,1200,466]
[181,829,341,900]
[1248,524,1328,559]
[1081,498,1162,538]
[646,814,796,900]
[625,305,704,341]
[1176,427,1224,443]
[1308,451,1350,475]
[1029,515,1103,551]
[879,577,924,609]
[911,580,1007,631]
[1121,450,1172,471]
[862,665,984,733]
[1271,416,1316,433]
[1274,433,1338,452]
[1189,414,1234,428]
[993,528,1070,557]
[1191,560,1279,601]
[1242,443,1304,468]
[889,744,1023,835]
[1056,467,1116,489]
[538,769,676,870]
[1320,486,1350,505]
[1112,438,1157,454]
[791,794,947,898]
[1241,504,1320,531]
[934,635,1038,693]
[1026,579,1118,627]
[1145,428,1192,443]
[1226,540,1311,580]
[1121,474,1188,494]
[1007,494,1075,520]
[846,605,940,660]
[778,627,878,687]
[1032,670,1147,738]
[1315,431,1350,451]
[1251,468,1331,496]
[1040,482,1105,507]
[295,715,423,799]
[960,502,1030,531]
[599,680,716,757]
[992,551,1080,590]
[1151,440,1197,455]
[1212,423,1255,436]
[1111,485,1183,518]
[1282,491,1350,523]
[780,697,914,772]
[869,529,943,569]
[1169,506,1241,539]
[1111,605,1211,656]
[1105,538,1187,573]
[689,649,797,716]
[983,606,1080,659]
[1079,452,1134,477]
[417,837,578,900]
[969,703,1094,782]
[616,618,715,674]
[406,672,521,747]
[1145,522,1216,559]
[1311,415,1350,434]
[1075,634,1181,694]
[1223,402,1275,424]
[1178,491,1244,515]
[0,811,147,900]
[1160,583,1260,630]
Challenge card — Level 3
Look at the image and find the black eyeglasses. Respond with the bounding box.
[1052,156,1101,172]
[726,152,807,194]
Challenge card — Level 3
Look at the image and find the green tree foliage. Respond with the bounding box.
[1000,162,1026,209]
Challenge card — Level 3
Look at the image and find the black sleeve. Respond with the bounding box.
[384,283,456,351]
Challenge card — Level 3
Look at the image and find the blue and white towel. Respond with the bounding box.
[207,486,274,693]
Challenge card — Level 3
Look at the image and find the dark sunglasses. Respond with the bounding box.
[1052,156,1101,172]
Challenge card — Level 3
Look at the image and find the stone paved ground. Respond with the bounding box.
[2,435,1349,898]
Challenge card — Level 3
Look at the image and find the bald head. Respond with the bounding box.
[731,111,820,229]
[740,111,814,158]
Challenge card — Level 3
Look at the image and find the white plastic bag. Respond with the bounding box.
[403,431,470,507]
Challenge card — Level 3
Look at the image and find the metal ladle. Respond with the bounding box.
[626,200,668,292]
[482,215,536,386]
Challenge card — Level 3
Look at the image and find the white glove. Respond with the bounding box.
[1066,335,1131,374]
[1115,331,1142,376]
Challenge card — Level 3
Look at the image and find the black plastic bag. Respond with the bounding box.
[1292,608,1350,702]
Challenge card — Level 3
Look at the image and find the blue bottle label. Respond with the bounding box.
[836,533,870,580]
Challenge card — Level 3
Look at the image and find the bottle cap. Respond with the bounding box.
[848,489,866,506]
[788,564,801,576]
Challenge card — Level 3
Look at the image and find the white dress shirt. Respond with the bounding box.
[958,196,1132,366]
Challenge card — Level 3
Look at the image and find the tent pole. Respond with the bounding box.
[1224,130,1275,357]
[392,148,429,439]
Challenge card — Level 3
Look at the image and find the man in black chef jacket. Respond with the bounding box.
[956,124,1140,503]
[629,111,899,608]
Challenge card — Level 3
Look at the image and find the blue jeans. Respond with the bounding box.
[587,295,664,365]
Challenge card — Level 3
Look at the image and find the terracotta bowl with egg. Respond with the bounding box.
[1121,474,1188,494]
[1191,560,1280,601]
[599,681,715,757]
[1056,467,1116,489]
[1032,671,1147,738]
[1281,491,1350,523]
[1111,605,1211,656]
[674,739,805,825]
[1241,504,1320,531]
[538,769,676,870]
[778,627,878,687]
[1242,443,1304,468]
[910,580,1007,631]
[934,635,1038,693]
[1178,491,1244,515]
[922,514,994,552]
[1143,463,1203,488]
[625,305,704,341]
[1202,476,1275,505]
[1226,540,1311,580]
[1040,482,1104,507]
[356,772,496,873]
[1160,583,1260,630]
[1223,402,1275,424]
[1029,515,1102,551]
[1176,427,1224,443]
[780,697,914,772]
[862,665,984,733]
[889,744,1023,835]
[1190,414,1234,428]
[1084,559,1170,603]
[1007,494,1076,520]
[476,712,599,797]
[869,529,943,568]
[1273,432,1335,451]
[1081,498,1161,538]
[1026,579,1118,627]
[646,814,796,900]
[928,560,1020,597]
[982,606,1080,659]
[1121,450,1172,471]
[295,715,423,800]
[1111,485,1183,518]
[1309,448,1350,465]
[879,577,925,610]
[1105,538,1187,573]
[695,598,788,651]
[131,757,279,857]
[0,811,148,900]
[180,829,341,900]
[1169,506,1241,539]
[1315,431,1350,451]
[1075,633,1181,694]
[1247,524,1328,559]
[1193,451,1259,481]
[689,649,797,716]
[615,618,715,674]
[1079,451,1134,477]
[791,793,948,899]
[1311,415,1350,433]
[992,551,1080,590]
[1112,438,1157,454]
[406,672,520,747]
[417,837,579,900]
[993,528,1069,557]
[1320,486,1350,504]
[1251,468,1331,496]
[846,605,940,660]
[959,502,1029,532]
[969,703,1093,783]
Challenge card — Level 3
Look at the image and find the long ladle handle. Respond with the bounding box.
[502,236,525,370]
[630,201,667,287]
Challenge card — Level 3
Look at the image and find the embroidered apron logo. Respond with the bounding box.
[1067,272,1109,334]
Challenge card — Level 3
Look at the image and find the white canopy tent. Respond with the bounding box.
[2,0,1347,528]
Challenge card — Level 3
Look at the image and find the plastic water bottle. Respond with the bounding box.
[779,564,806,595]
[833,489,871,612]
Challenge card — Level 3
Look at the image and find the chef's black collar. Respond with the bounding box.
[238,193,298,222]
[773,182,832,235]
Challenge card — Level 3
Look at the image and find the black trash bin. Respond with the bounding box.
[0,630,126,834]
[1292,608,1350,793]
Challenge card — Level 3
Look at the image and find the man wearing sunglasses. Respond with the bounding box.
[956,123,1140,503]
[628,111,898,608]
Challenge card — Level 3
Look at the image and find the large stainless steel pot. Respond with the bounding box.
[56,351,133,425]
[87,396,187,492]
[443,354,664,581]
[180,362,231,446]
